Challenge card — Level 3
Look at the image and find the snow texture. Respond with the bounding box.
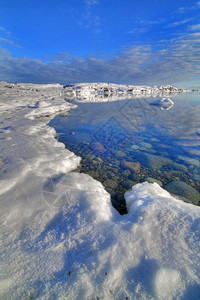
[0,81,199,300]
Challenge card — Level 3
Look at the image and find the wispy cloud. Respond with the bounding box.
[0,26,21,48]
[127,28,147,35]
[78,0,101,32]
[189,24,200,31]
[0,29,200,88]
[0,37,21,48]
[188,32,200,37]
[167,18,192,28]
[138,19,165,25]
[176,1,200,14]
[84,0,99,5]
[0,26,10,35]
[127,19,165,35]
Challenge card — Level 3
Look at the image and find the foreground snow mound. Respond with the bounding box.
[1,178,200,300]
[0,82,199,299]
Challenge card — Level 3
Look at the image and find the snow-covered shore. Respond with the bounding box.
[0,81,200,299]
[63,82,190,102]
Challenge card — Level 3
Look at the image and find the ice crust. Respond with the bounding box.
[0,81,199,300]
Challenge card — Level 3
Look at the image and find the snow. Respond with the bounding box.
[63,82,189,102]
[150,97,174,110]
[0,81,200,299]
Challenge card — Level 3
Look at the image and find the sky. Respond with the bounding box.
[0,0,200,88]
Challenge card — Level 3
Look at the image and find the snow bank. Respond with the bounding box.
[0,81,199,300]
[0,82,80,196]
[1,177,200,299]
[63,82,189,102]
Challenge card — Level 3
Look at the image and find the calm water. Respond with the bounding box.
[49,93,200,213]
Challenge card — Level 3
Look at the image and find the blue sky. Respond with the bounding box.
[0,0,200,88]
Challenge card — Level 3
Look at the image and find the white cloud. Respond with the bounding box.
[190,24,200,31]
[0,26,21,48]
[188,32,200,37]
[0,26,10,35]
[127,28,147,34]
[140,19,165,25]
[167,18,192,28]
[127,19,165,35]
[78,0,101,31]
[176,1,200,14]
[84,0,99,5]
[0,30,200,87]
[0,37,21,48]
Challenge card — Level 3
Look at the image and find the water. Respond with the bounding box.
[49,92,200,213]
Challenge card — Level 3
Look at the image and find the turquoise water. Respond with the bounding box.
[49,93,200,213]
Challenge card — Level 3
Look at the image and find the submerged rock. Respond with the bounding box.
[90,142,105,152]
[131,145,139,150]
[111,167,119,174]
[122,170,131,177]
[85,171,99,178]
[139,142,152,149]
[122,161,141,174]
[130,173,141,181]
[169,170,183,178]
[96,157,103,163]
[193,175,200,181]
[133,152,173,170]
[103,179,118,189]
[105,187,116,198]
[121,180,135,189]
[144,149,157,154]
[145,177,163,187]
[85,153,96,160]
[168,163,188,172]
[177,156,200,168]
[114,150,126,158]
[165,180,200,205]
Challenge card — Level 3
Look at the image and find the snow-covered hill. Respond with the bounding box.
[0,81,199,300]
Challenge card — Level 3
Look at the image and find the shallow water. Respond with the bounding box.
[49,92,200,213]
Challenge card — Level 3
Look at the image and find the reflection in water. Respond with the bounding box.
[150,97,174,110]
[50,93,200,214]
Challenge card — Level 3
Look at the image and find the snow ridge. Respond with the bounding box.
[0,81,200,300]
